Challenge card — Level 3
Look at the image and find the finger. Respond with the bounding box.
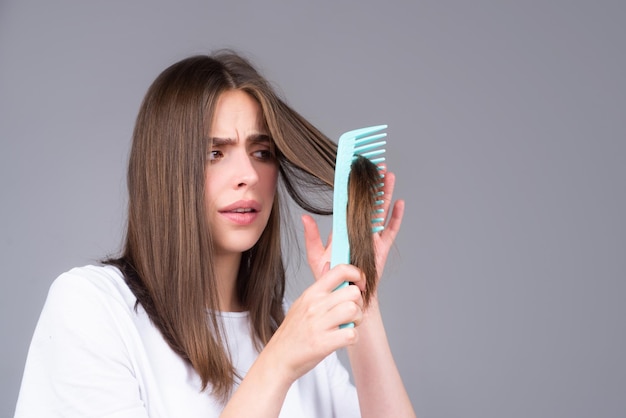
[327,299,364,329]
[317,264,365,294]
[315,283,363,320]
[313,283,364,331]
[380,199,405,246]
[321,261,330,275]
[302,215,326,279]
[327,325,359,349]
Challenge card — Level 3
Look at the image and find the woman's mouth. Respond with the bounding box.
[228,208,255,213]
[219,201,261,225]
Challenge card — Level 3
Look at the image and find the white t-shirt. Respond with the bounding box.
[15,265,360,417]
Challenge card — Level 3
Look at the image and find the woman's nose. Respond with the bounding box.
[233,153,259,189]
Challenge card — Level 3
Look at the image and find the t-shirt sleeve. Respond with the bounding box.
[15,269,149,418]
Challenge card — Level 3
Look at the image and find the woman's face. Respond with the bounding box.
[205,90,278,256]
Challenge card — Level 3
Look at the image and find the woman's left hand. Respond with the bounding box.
[302,168,405,294]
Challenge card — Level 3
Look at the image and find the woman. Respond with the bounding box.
[15,51,415,417]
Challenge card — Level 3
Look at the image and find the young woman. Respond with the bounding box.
[15,51,415,417]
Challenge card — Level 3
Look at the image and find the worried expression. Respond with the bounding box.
[205,90,279,256]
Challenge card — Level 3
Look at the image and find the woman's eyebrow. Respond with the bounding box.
[209,137,236,146]
[248,133,271,144]
[209,133,271,146]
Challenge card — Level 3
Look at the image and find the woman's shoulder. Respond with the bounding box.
[32,264,142,349]
[47,264,137,312]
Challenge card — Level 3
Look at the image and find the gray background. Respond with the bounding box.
[1,1,625,417]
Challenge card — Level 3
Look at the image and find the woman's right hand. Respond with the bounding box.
[222,265,365,417]
[264,263,366,383]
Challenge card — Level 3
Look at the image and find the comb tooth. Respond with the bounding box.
[375,199,385,206]
[354,132,387,145]
[374,208,384,214]
[345,124,387,141]
[372,217,385,224]
[372,225,385,233]
[360,149,386,159]
[375,191,384,197]
[354,139,387,153]
[369,157,386,164]
[356,148,386,159]
[355,139,386,152]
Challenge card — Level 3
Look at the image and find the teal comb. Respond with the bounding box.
[331,125,387,328]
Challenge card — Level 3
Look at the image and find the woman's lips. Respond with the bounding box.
[219,200,261,225]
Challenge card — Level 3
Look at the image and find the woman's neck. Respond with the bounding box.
[214,251,245,312]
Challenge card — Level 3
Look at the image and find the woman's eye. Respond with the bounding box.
[253,149,273,161]
[208,150,223,162]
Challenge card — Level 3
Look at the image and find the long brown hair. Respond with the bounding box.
[108,50,381,402]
